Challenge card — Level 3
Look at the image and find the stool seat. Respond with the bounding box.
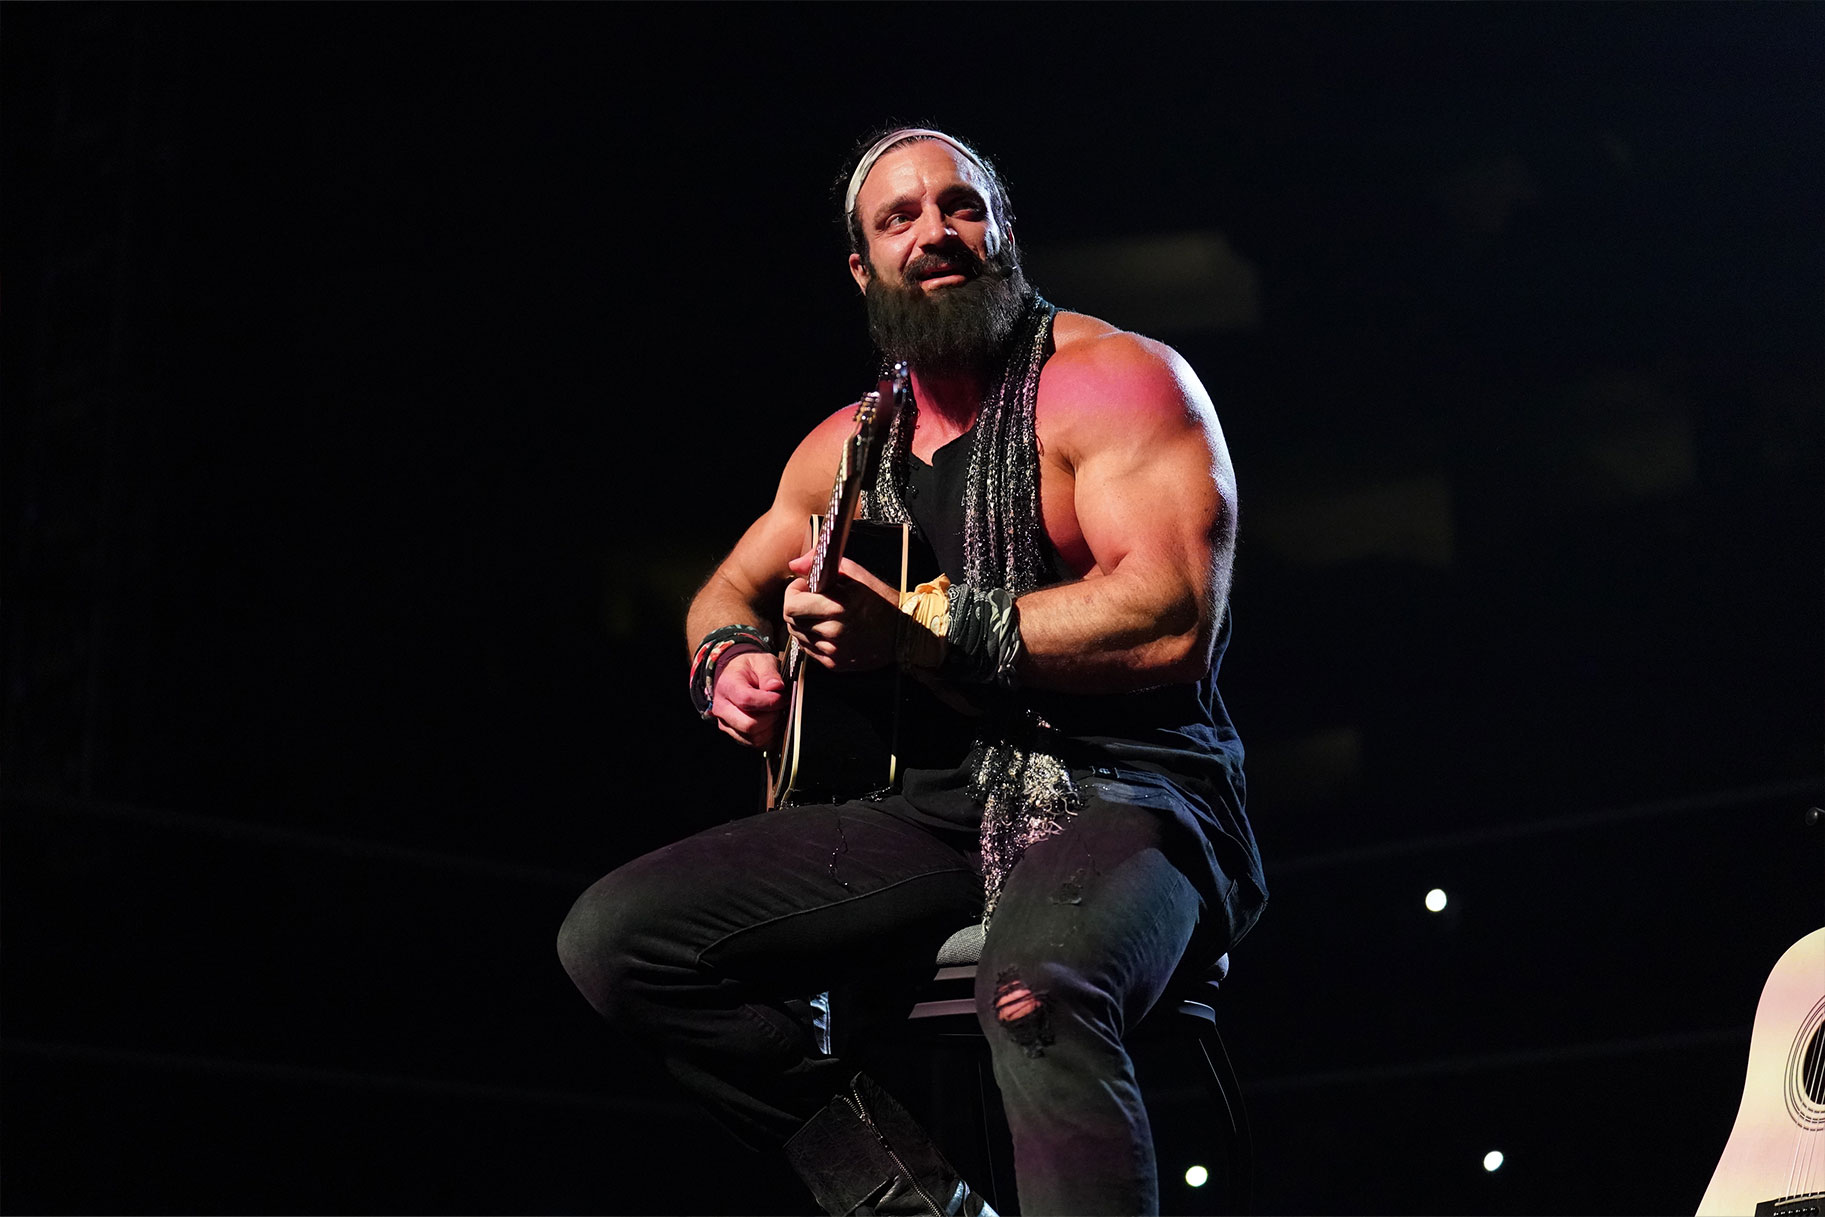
[912,921,1232,1028]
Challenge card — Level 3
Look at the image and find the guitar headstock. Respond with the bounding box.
[848,361,910,482]
[810,363,914,595]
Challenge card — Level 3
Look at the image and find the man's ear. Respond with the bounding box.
[848,252,869,294]
[980,216,1012,262]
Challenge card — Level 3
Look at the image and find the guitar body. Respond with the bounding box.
[767,521,977,807]
[769,521,913,806]
[1697,926,1825,1216]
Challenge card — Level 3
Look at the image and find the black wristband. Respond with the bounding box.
[939,584,1023,688]
[689,624,774,718]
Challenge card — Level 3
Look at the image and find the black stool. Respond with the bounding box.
[892,922,1253,1215]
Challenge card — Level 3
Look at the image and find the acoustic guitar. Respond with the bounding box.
[1697,926,1825,1216]
[764,363,910,809]
[762,363,981,808]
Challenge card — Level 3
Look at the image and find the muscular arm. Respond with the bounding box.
[1013,334,1237,694]
[683,407,855,746]
[685,408,858,646]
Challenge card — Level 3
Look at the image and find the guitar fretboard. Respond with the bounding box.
[784,391,881,680]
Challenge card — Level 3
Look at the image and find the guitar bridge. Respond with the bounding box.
[1756,1191,1825,1216]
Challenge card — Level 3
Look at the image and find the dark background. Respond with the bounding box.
[3,4,1821,1214]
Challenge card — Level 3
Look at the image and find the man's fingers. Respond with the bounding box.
[785,622,845,660]
[719,669,784,712]
[724,651,785,695]
[833,557,896,600]
[714,698,780,747]
[784,590,843,621]
[717,720,767,749]
[726,684,783,711]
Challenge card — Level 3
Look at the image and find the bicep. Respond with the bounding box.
[1071,378,1234,595]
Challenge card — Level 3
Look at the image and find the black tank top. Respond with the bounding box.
[893,425,1265,918]
[903,430,1247,790]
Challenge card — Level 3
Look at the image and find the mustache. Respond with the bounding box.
[905,246,987,282]
[909,237,1025,286]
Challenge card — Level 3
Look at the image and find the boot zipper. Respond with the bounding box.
[844,1082,947,1217]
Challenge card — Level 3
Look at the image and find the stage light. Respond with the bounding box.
[1184,1165,1209,1188]
[1483,1150,1505,1172]
[1425,888,1448,912]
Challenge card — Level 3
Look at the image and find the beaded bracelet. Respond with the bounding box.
[689,624,774,718]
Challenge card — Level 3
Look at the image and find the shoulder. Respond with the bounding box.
[774,401,868,510]
[1038,311,1218,444]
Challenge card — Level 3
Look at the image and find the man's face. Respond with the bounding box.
[848,140,1006,294]
[846,140,1027,375]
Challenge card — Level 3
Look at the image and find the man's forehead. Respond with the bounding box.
[856,140,992,212]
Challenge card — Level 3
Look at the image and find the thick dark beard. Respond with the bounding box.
[862,246,1032,379]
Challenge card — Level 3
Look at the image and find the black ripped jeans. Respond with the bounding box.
[558,770,1236,1215]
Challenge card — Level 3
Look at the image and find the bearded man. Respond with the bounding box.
[558,125,1267,1216]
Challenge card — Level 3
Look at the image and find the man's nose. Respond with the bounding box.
[914,206,958,247]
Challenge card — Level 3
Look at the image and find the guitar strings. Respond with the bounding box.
[1806,1007,1823,1200]
[1806,1009,1824,1199]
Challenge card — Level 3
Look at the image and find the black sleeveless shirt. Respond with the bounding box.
[898,428,1266,909]
[905,429,1247,782]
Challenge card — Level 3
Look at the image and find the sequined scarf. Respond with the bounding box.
[859,294,1082,919]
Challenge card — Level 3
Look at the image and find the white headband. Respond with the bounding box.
[842,127,992,218]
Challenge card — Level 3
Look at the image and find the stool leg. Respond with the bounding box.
[1192,1028,1253,1215]
[971,1049,1017,1214]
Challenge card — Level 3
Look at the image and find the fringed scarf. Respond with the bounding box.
[858,295,1082,919]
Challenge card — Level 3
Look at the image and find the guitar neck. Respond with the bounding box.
[777,363,908,676]
[782,512,835,679]
[808,396,879,595]
[807,491,846,595]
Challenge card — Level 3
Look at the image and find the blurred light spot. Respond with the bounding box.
[1184,1165,1209,1188]
[1023,230,1260,335]
[1425,888,1448,913]
[1582,413,1695,498]
[1483,1150,1505,1172]
[1558,371,1697,501]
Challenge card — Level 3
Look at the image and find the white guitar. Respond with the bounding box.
[1698,926,1825,1216]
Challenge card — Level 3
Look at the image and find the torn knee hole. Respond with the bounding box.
[995,982,1042,1022]
[993,969,1054,1056]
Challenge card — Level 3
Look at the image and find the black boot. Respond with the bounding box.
[784,1072,997,1216]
